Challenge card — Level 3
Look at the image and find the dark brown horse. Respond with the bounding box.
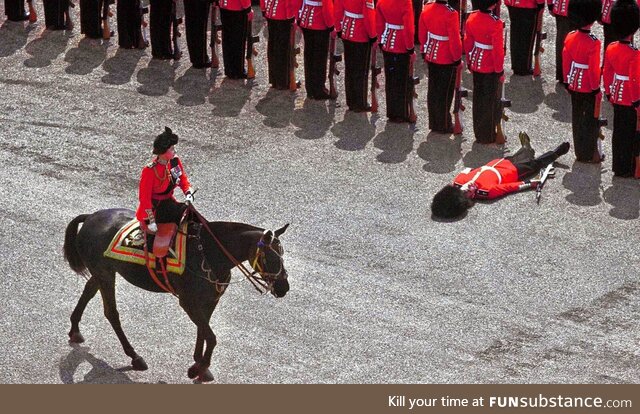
[63,207,289,382]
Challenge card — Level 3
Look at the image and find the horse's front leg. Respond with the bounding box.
[182,298,217,382]
[187,326,205,378]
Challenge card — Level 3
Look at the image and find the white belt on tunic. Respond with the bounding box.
[304,0,322,6]
[474,41,493,50]
[345,11,364,19]
[428,32,449,41]
[385,23,404,30]
[614,73,629,81]
[571,62,589,70]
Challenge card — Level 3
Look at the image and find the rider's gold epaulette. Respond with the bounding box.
[146,160,157,169]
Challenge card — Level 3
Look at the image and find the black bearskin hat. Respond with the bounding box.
[568,0,602,28]
[476,0,498,10]
[611,0,640,39]
[153,127,179,155]
[431,185,474,219]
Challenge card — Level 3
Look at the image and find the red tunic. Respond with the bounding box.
[418,1,461,65]
[297,0,334,29]
[219,0,251,11]
[603,41,640,106]
[334,0,376,42]
[261,0,301,20]
[375,0,415,54]
[551,0,569,17]
[504,0,545,8]
[136,157,192,222]
[562,30,601,93]
[453,158,524,199]
[464,10,504,74]
[601,0,614,24]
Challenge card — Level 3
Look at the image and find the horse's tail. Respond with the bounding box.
[64,214,90,277]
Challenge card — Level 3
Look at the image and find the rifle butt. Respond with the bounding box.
[495,121,506,145]
[453,113,463,134]
[533,58,541,77]
[247,59,256,79]
[28,1,37,23]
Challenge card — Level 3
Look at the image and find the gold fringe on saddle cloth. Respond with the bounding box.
[103,219,188,275]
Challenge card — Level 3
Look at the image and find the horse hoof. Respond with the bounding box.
[68,331,85,344]
[187,363,200,379]
[131,356,148,371]
[197,368,214,383]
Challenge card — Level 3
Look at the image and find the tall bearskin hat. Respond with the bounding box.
[611,0,640,39]
[153,127,179,155]
[568,0,602,28]
[431,185,474,219]
[476,0,499,10]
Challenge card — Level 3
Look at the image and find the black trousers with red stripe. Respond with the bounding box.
[220,8,248,79]
[570,91,599,162]
[343,39,371,111]
[302,27,331,98]
[383,51,411,121]
[4,0,28,20]
[612,104,640,177]
[43,0,69,29]
[149,0,173,59]
[472,71,500,143]
[117,0,144,49]
[267,18,294,89]
[80,0,105,39]
[184,0,211,67]
[427,61,456,133]
[507,6,537,76]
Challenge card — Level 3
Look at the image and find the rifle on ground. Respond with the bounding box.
[171,1,183,59]
[27,0,37,23]
[593,89,608,162]
[532,5,546,77]
[245,11,259,79]
[102,0,114,40]
[328,32,342,99]
[408,53,419,123]
[289,24,301,91]
[210,3,223,68]
[370,40,381,112]
[65,1,75,31]
[535,163,556,204]
[496,26,511,144]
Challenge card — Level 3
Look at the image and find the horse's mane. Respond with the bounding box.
[204,221,263,234]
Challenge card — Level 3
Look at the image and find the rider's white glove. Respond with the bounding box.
[184,191,194,205]
[147,221,158,233]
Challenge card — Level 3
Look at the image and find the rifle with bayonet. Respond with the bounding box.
[535,163,555,204]
[532,4,546,77]
[496,25,510,144]
[328,32,342,99]
[408,53,419,123]
[171,0,183,59]
[27,0,37,23]
[245,10,259,79]
[102,0,114,40]
[289,24,301,91]
[453,1,468,134]
[593,87,607,162]
[211,2,223,68]
[370,40,381,113]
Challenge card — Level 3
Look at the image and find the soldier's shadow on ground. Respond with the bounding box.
[331,111,377,151]
[23,29,71,68]
[174,67,215,106]
[417,131,464,174]
[290,98,335,140]
[64,37,109,75]
[372,122,416,163]
[209,77,253,117]
[0,20,34,58]
[462,141,506,168]
[562,160,604,206]
[59,345,146,384]
[136,59,177,96]
[506,75,545,114]
[255,88,296,128]
[102,48,146,85]
[544,81,572,123]
[603,177,640,219]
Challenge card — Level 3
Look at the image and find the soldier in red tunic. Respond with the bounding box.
[376,0,415,122]
[603,0,640,177]
[334,0,376,111]
[562,0,602,162]
[297,0,335,99]
[504,0,545,76]
[261,0,300,89]
[418,0,462,132]
[431,135,570,218]
[464,0,504,143]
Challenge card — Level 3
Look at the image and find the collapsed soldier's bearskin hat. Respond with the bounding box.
[611,0,640,39]
[153,127,179,155]
[431,185,474,219]
[476,0,499,11]
[568,0,602,28]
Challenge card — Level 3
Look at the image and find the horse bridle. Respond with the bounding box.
[250,230,286,282]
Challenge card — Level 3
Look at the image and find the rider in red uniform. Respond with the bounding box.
[431,135,570,218]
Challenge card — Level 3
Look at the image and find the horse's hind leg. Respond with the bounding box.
[97,276,148,371]
[69,276,100,343]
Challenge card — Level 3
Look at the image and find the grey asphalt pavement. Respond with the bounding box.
[0,5,638,384]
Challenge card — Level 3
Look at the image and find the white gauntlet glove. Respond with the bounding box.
[184,190,194,205]
[147,221,158,233]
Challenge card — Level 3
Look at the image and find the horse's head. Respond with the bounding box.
[250,224,290,298]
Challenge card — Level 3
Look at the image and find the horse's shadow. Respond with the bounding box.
[331,111,377,151]
[136,59,178,96]
[209,77,253,117]
[23,29,72,68]
[64,38,109,75]
[291,98,336,140]
[603,176,640,219]
[543,81,572,123]
[562,160,604,206]
[505,74,546,114]
[462,141,506,168]
[417,131,464,174]
[174,67,215,106]
[255,88,296,128]
[0,20,33,58]
[102,48,146,85]
[372,121,417,163]
[59,345,140,384]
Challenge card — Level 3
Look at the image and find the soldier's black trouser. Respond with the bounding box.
[117,0,144,49]
[267,17,294,89]
[4,0,28,20]
[570,91,599,162]
[427,61,456,132]
[508,145,563,179]
[507,6,537,76]
[150,0,173,58]
[220,8,248,79]
[555,15,578,82]
[302,27,331,98]
[44,0,69,29]
[612,104,640,177]
[184,0,211,67]
[383,50,411,121]
[472,71,500,143]
[343,39,371,111]
[80,0,106,39]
